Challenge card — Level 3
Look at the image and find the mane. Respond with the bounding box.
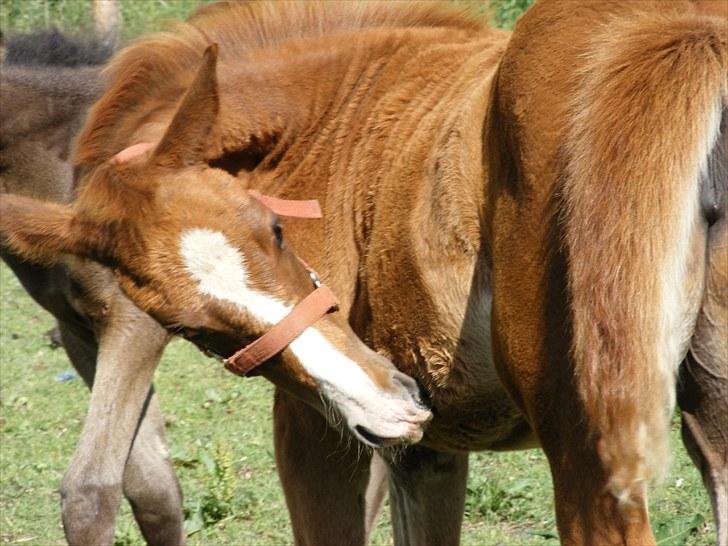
[3,28,114,67]
[74,1,485,169]
[185,0,483,51]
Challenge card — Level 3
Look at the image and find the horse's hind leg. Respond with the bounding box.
[386,445,468,546]
[678,221,728,546]
[274,389,372,546]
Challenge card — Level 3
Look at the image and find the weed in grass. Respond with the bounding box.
[183,440,240,536]
[201,441,235,525]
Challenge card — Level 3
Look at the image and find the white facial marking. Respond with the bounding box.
[180,229,253,305]
[179,228,380,397]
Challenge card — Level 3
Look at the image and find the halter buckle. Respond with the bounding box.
[309,270,322,289]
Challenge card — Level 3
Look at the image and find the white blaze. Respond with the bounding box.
[179,228,377,395]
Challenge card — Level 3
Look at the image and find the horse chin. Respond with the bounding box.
[322,388,432,448]
[352,424,424,448]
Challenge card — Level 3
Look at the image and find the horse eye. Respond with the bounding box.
[272,221,284,247]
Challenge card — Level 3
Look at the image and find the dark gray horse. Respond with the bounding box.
[0,24,186,546]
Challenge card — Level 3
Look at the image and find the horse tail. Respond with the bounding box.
[561,10,726,504]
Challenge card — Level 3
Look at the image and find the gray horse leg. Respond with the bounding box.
[385,445,468,546]
[59,273,169,546]
[364,453,389,542]
[122,391,185,546]
[274,388,372,546]
[678,222,728,546]
[60,320,184,545]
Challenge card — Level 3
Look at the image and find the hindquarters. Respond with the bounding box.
[487,0,726,543]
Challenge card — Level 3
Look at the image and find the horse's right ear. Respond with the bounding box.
[153,44,219,168]
[0,194,76,265]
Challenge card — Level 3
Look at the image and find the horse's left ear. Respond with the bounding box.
[0,194,76,265]
[153,44,219,168]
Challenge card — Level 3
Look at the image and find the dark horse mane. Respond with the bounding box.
[75,1,484,169]
[3,28,114,67]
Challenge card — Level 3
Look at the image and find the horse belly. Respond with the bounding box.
[417,322,536,453]
[422,403,536,453]
[370,255,534,453]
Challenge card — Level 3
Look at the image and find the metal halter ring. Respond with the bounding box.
[309,270,322,289]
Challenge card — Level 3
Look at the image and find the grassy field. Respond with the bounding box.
[0,0,718,545]
[0,264,717,545]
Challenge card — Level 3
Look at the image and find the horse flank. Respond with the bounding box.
[562,8,727,503]
[74,0,483,170]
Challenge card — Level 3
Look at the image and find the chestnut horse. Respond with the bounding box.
[0,7,426,545]
[1,1,726,545]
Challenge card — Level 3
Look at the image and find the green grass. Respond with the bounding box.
[0,264,717,545]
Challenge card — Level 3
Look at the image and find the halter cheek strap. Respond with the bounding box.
[224,284,339,376]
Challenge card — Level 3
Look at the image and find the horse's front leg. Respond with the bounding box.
[385,445,468,546]
[273,388,373,546]
[59,317,183,545]
[59,283,169,546]
[680,357,728,546]
[365,452,389,539]
[678,221,728,546]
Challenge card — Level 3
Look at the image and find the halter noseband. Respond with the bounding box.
[222,191,339,377]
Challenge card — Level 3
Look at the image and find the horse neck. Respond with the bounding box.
[339,37,502,257]
[257,29,507,309]
[1,64,103,105]
[1,65,104,159]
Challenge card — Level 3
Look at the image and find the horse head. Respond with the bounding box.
[0,45,431,447]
